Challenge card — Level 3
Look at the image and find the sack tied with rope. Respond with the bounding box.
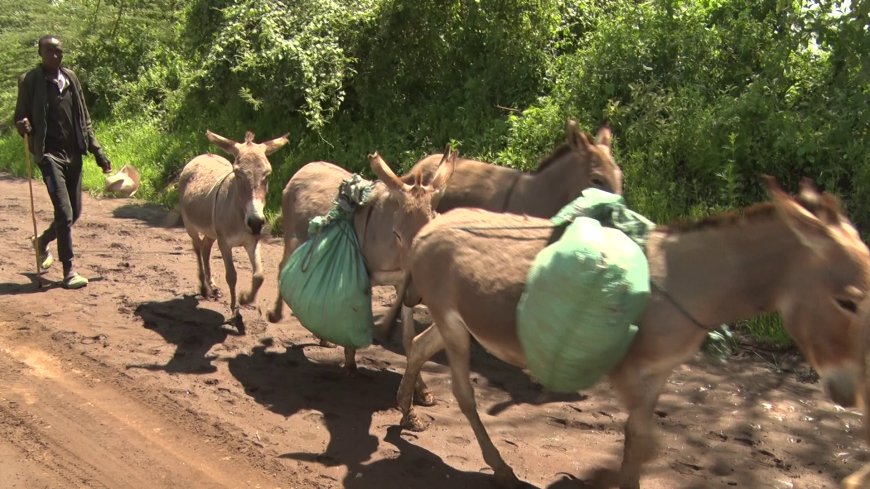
[517,187,656,393]
[278,174,375,348]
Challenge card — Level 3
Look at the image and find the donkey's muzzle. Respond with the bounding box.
[824,369,859,408]
[247,215,265,235]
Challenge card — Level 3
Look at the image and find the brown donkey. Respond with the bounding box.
[411,120,622,216]
[381,122,624,384]
[178,130,289,330]
[397,177,870,488]
[842,296,870,489]
[267,150,456,378]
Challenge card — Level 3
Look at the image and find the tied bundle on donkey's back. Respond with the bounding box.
[278,175,375,348]
[517,188,656,393]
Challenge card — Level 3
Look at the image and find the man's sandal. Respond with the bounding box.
[63,273,88,290]
[30,236,54,270]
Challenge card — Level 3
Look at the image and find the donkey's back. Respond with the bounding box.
[280,161,354,250]
[412,154,517,212]
[178,153,233,236]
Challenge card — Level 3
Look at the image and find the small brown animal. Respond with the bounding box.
[398,176,870,489]
[178,130,289,330]
[268,149,456,393]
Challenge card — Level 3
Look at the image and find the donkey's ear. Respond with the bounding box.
[762,175,831,254]
[429,146,457,191]
[566,120,592,153]
[205,130,239,156]
[595,123,612,148]
[369,152,412,192]
[263,133,290,156]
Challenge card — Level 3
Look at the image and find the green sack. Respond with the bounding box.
[516,190,653,393]
[278,174,375,348]
[278,219,373,348]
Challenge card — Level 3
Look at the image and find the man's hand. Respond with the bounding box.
[95,151,112,174]
[15,118,31,136]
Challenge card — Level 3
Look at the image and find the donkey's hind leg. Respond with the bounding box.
[342,346,357,373]
[186,230,209,298]
[199,235,219,298]
[268,237,298,323]
[436,309,520,488]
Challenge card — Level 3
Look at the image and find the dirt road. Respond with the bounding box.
[0,172,867,488]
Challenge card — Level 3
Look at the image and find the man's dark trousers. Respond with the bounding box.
[38,150,82,268]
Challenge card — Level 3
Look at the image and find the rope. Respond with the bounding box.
[497,172,522,212]
[457,225,555,231]
[650,281,715,332]
[210,169,234,230]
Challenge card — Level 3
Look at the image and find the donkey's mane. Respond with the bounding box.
[660,202,777,234]
[533,143,574,174]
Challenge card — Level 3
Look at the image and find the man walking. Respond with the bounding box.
[14,35,113,289]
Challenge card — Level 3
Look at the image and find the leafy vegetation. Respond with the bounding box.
[1,0,867,345]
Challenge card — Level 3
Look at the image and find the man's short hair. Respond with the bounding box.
[38,35,62,54]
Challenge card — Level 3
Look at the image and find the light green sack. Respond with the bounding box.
[278,174,375,348]
[516,189,653,393]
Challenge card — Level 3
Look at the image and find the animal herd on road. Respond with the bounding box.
[175,121,870,489]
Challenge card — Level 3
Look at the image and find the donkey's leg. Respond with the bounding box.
[186,230,208,297]
[217,239,241,326]
[608,358,672,489]
[609,324,707,489]
[436,309,520,488]
[342,346,357,373]
[400,305,437,406]
[373,282,405,342]
[398,324,444,431]
[239,240,263,305]
[268,237,297,323]
[200,235,219,298]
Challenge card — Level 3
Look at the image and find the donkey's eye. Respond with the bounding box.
[836,298,858,314]
[393,231,403,244]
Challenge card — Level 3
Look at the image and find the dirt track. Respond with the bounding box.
[0,172,868,489]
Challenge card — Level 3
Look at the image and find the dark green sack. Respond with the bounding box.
[278,175,375,348]
[516,188,654,393]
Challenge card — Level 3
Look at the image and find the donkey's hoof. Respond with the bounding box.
[204,287,222,300]
[239,291,254,305]
[267,308,282,323]
[400,412,429,432]
[342,363,358,376]
[413,389,436,407]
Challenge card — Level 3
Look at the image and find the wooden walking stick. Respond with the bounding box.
[23,133,43,288]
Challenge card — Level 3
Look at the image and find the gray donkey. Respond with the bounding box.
[178,130,289,331]
[267,150,456,387]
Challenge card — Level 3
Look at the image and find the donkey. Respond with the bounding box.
[842,297,870,489]
[380,122,624,377]
[178,130,289,330]
[267,149,456,377]
[412,120,622,216]
[396,176,870,489]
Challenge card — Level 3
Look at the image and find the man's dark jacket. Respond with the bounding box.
[14,65,103,162]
